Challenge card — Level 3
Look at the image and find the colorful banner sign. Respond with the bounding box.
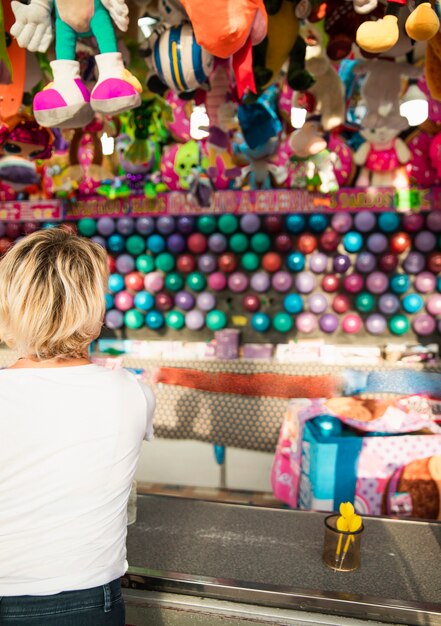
[0,199,63,222]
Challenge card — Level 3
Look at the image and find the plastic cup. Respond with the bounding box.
[323,514,364,572]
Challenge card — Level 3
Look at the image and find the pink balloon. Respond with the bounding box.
[415,272,436,293]
[208,272,227,291]
[426,294,441,315]
[342,314,362,334]
[114,290,134,312]
[228,272,249,293]
[343,273,364,294]
[412,314,436,336]
[272,271,293,293]
[144,271,164,293]
[366,271,388,294]
[296,312,318,334]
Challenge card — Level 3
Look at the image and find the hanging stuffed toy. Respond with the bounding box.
[233,131,286,189]
[11,0,142,128]
[354,125,410,187]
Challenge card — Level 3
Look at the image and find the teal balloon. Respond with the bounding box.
[378,212,400,232]
[389,314,410,335]
[166,310,185,329]
[124,309,144,329]
[251,233,271,253]
[402,293,424,314]
[241,252,260,271]
[187,272,206,292]
[77,218,96,237]
[284,293,303,314]
[165,272,184,291]
[390,273,410,294]
[136,254,155,273]
[230,233,249,253]
[126,235,145,256]
[197,215,217,234]
[355,292,375,313]
[146,310,164,329]
[218,214,238,234]
[206,310,227,330]
[343,231,363,253]
[155,252,175,272]
[273,312,293,333]
[251,312,270,332]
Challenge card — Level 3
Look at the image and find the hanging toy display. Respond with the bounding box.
[354,125,410,188]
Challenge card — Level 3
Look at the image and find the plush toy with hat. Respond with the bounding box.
[11,0,142,129]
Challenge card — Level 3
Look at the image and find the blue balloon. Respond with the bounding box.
[105,293,114,310]
[146,310,164,329]
[390,273,410,294]
[107,234,125,253]
[378,212,400,232]
[286,252,305,272]
[251,312,271,332]
[308,214,329,233]
[286,214,306,233]
[284,293,304,314]
[147,234,166,254]
[402,293,424,314]
[134,291,155,311]
[108,273,124,293]
[343,231,363,253]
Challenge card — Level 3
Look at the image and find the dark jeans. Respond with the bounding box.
[0,578,125,625]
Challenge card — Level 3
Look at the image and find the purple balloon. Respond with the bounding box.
[308,293,328,314]
[309,252,328,273]
[136,217,155,235]
[356,252,377,274]
[156,216,176,234]
[365,314,387,335]
[185,310,205,330]
[333,254,351,274]
[367,233,388,254]
[208,233,228,253]
[272,271,293,293]
[354,211,376,232]
[116,217,135,236]
[240,214,261,234]
[295,271,316,294]
[175,291,195,310]
[196,292,216,311]
[105,309,124,329]
[319,313,339,333]
[378,293,400,315]
[331,212,353,233]
[115,254,135,274]
[403,251,425,274]
[114,290,134,312]
[167,233,186,254]
[228,272,249,293]
[91,235,106,248]
[426,212,441,232]
[414,230,436,252]
[144,271,164,293]
[415,271,436,293]
[177,216,195,234]
[426,294,441,316]
[366,271,388,294]
[412,314,436,336]
[198,253,218,273]
[296,312,318,333]
[97,217,115,236]
[250,271,271,292]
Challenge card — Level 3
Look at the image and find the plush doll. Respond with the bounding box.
[238,84,282,149]
[234,133,286,189]
[356,0,439,54]
[11,0,142,128]
[252,0,313,93]
[160,139,212,205]
[354,125,410,187]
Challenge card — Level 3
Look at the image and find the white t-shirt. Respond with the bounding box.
[0,364,155,596]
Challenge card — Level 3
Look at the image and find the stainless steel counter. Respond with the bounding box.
[123,494,441,626]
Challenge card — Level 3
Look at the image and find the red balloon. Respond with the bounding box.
[322,273,340,292]
[124,271,144,292]
[262,252,282,273]
[297,233,318,254]
[428,252,441,273]
[218,252,238,273]
[264,215,283,233]
[107,255,116,274]
[319,230,340,252]
[390,232,411,254]
[332,294,351,313]
[0,237,12,255]
[378,253,399,272]
[274,233,292,252]
[187,233,207,254]
[243,294,261,312]
[5,222,21,239]
[176,253,197,273]
[155,292,173,311]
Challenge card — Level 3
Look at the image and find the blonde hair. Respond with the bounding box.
[0,228,108,360]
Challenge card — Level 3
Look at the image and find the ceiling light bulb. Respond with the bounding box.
[400,84,429,126]
[290,106,307,129]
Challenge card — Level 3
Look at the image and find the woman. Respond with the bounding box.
[0,228,155,625]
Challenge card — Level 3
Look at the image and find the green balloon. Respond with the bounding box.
[389,314,410,336]
[197,215,217,234]
[77,218,96,237]
[251,233,271,253]
[166,310,185,329]
[126,235,145,256]
[206,309,227,331]
[355,292,375,313]
[229,233,249,253]
[136,254,155,273]
[273,312,293,333]
[155,252,175,272]
[124,309,144,329]
[187,272,207,292]
[165,272,184,292]
[241,252,260,271]
[218,214,238,234]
